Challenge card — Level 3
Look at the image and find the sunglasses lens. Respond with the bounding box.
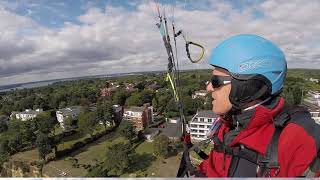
[210,76,231,88]
[211,76,222,88]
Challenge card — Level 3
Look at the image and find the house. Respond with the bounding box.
[189,110,218,141]
[305,91,320,107]
[100,87,118,97]
[99,105,124,126]
[309,78,319,83]
[124,83,138,93]
[147,82,161,92]
[308,108,320,125]
[123,104,153,131]
[12,108,43,121]
[112,105,123,125]
[158,117,183,141]
[56,106,81,130]
[192,90,207,99]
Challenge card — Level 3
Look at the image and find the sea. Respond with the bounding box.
[0,72,146,92]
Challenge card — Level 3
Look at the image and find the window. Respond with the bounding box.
[199,130,204,133]
[199,125,205,128]
[200,118,204,122]
[191,129,198,132]
[199,135,205,138]
[207,125,211,129]
[208,118,212,123]
[191,124,197,128]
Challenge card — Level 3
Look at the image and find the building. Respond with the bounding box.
[124,83,138,93]
[189,110,218,141]
[100,87,118,97]
[147,82,161,92]
[192,90,207,99]
[309,108,320,125]
[12,109,43,121]
[123,104,153,131]
[112,105,124,125]
[56,106,81,130]
[305,91,320,107]
[158,117,183,141]
[309,78,319,83]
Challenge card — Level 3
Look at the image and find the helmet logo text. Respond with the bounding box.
[239,59,271,72]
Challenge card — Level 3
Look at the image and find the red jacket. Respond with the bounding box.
[198,97,320,177]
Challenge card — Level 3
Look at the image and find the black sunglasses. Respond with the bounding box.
[209,75,232,88]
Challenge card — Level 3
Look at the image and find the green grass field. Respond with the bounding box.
[42,132,129,177]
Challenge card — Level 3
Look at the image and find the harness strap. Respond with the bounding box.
[303,154,320,177]
[257,127,281,177]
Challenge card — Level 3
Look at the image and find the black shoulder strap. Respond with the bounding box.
[257,127,282,177]
[267,105,320,177]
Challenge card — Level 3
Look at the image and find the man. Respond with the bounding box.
[197,34,320,177]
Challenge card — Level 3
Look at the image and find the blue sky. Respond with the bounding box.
[2,0,264,28]
[0,0,319,85]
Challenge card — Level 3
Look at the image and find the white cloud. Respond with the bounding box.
[0,0,319,86]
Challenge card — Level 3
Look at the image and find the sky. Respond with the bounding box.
[0,0,319,86]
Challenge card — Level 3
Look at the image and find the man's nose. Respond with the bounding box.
[206,81,214,92]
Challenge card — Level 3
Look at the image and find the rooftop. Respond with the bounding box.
[58,106,81,114]
[155,121,182,138]
[195,110,217,118]
[125,107,145,112]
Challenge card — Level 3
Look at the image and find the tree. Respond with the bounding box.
[0,116,8,133]
[152,98,158,111]
[0,139,9,155]
[64,116,77,131]
[117,121,135,141]
[58,101,67,109]
[182,95,198,116]
[20,120,37,145]
[292,85,302,105]
[78,111,98,137]
[164,99,179,118]
[125,92,143,107]
[283,88,295,105]
[36,112,58,135]
[112,91,127,106]
[36,133,52,160]
[153,134,170,158]
[103,142,131,176]
[97,101,114,131]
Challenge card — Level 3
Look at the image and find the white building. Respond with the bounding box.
[309,78,319,83]
[56,106,81,130]
[189,110,218,141]
[305,91,320,107]
[192,90,207,99]
[13,109,43,121]
[310,110,320,125]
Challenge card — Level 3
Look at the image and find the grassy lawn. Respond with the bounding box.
[143,155,181,177]
[122,140,181,177]
[42,158,86,177]
[43,132,128,177]
[135,141,154,154]
[11,149,39,162]
[72,132,128,166]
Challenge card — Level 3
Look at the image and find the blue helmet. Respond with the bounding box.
[209,34,287,110]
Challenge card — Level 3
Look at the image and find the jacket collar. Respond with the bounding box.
[228,97,285,154]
